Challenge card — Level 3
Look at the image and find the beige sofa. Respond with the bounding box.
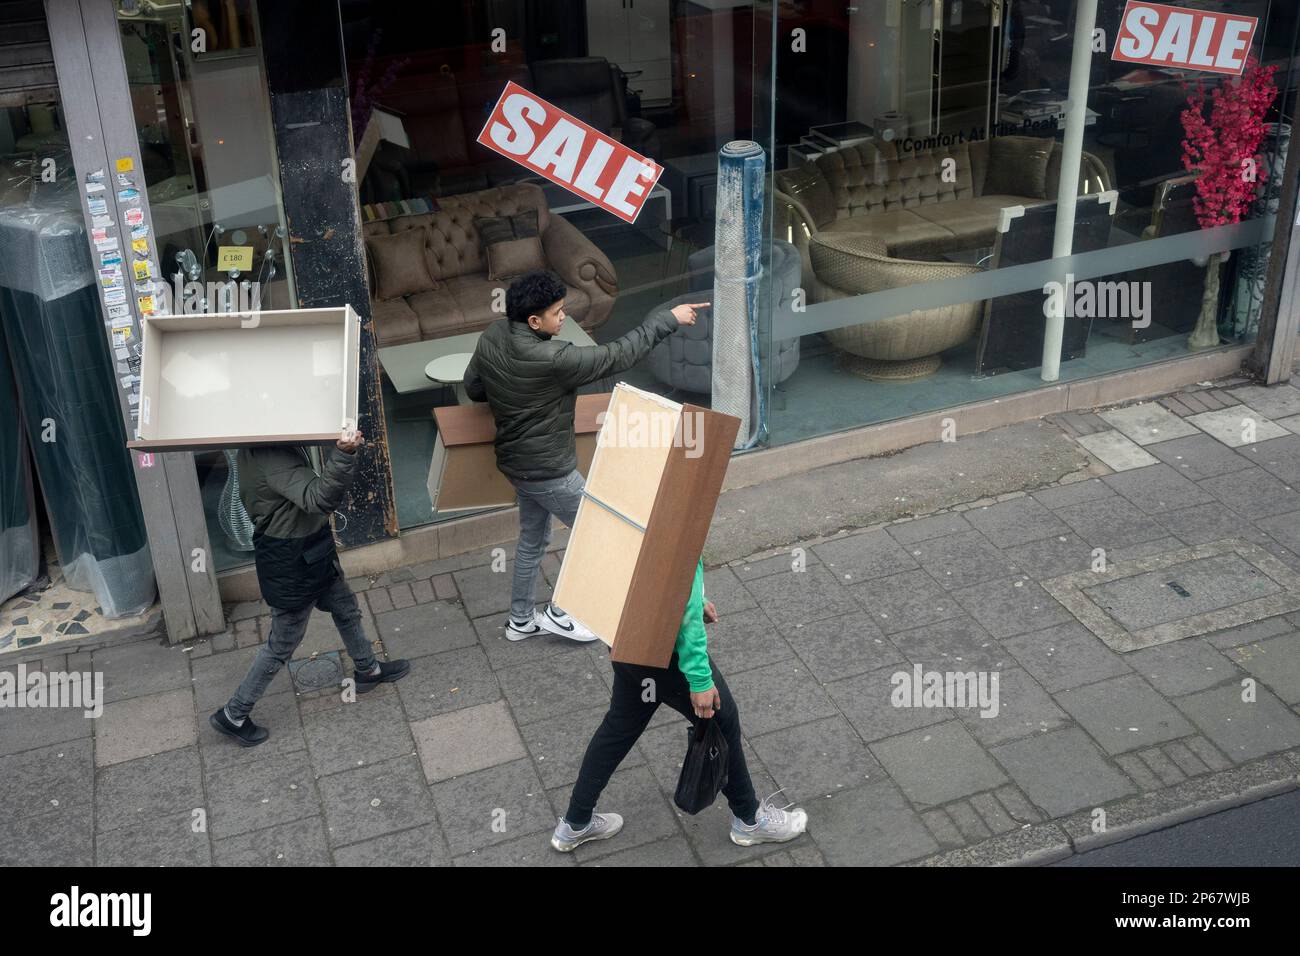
[773,135,1111,377]
[362,182,618,347]
[809,233,985,379]
[775,135,1111,293]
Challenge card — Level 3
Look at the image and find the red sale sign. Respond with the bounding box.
[477,81,664,225]
[1113,2,1259,76]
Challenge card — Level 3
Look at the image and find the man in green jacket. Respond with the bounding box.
[463,269,706,643]
[551,559,809,851]
[210,430,409,746]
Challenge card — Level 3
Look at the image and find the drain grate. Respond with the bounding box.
[288,651,343,692]
[1043,538,1300,652]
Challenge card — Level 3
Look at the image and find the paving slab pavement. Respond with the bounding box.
[4,381,1300,866]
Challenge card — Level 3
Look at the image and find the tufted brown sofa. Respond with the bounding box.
[362,182,618,347]
[774,134,1111,303]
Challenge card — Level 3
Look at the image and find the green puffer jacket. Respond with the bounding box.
[463,314,678,481]
[237,445,359,610]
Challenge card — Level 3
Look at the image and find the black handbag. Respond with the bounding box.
[673,717,729,815]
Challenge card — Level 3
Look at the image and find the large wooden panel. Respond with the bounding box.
[613,404,739,666]
[582,387,680,528]
[552,497,644,645]
[553,383,740,667]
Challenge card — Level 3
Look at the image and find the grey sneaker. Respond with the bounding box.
[550,812,624,852]
[730,791,808,846]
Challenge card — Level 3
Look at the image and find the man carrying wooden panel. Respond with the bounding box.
[551,558,809,851]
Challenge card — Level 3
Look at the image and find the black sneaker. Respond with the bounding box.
[355,659,410,693]
[209,707,270,747]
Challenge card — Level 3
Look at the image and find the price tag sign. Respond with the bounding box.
[217,246,254,272]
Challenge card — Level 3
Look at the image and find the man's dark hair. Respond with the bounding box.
[506,270,567,323]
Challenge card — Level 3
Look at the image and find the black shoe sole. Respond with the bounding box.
[209,712,269,747]
[356,660,411,694]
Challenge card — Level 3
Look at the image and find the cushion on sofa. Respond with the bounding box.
[371,296,423,347]
[909,195,1036,250]
[817,140,975,218]
[474,209,546,280]
[484,237,546,280]
[822,209,957,259]
[416,184,551,280]
[985,137,1053,199]
[366,227,439,301]
[407,287,467,339]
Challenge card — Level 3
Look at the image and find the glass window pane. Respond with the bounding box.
[763,0,1299,446]
[345,1,775,529]
[117,0,295,571]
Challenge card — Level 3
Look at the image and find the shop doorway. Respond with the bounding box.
[1,1,156,653]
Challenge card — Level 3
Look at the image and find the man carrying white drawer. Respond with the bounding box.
[209,429,409,747]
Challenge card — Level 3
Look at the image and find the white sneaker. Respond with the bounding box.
[505,606,597,643]
[505,613,542,642]
[551,813,624,852]
[730,790,808,847]
[537,604,598,642]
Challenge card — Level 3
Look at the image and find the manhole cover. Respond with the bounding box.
[1043,538,1300,652]
[289,652,343,692]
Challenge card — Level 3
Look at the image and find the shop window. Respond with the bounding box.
[115,0,296,572]
[343,0,774,530]
[764,0,1299,446]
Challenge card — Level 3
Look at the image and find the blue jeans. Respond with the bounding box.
[508,469,583,621]
[226,576,377,719]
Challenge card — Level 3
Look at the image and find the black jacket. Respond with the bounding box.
[237,445,358,610]
[463,315,678,481]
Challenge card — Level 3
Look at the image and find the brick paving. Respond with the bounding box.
[3,380,1300,866]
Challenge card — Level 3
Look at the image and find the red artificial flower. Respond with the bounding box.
[1180,58,1280,231]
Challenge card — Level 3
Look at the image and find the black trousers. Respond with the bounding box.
[565,653,759,827]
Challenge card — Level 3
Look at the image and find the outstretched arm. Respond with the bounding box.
[551,302,707,390]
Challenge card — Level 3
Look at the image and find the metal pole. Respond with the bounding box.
[1040,0,1099,382]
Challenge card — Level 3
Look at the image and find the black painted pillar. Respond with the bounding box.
[257,0,396,545]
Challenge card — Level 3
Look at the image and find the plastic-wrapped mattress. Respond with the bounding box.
[0,323,38,606]
[0,176,155,618]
